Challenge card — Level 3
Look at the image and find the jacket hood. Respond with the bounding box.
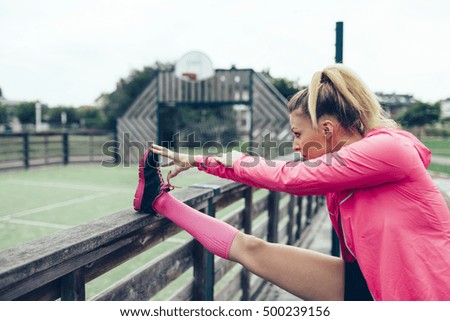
[395,129,432,168]
[367,127,432,169]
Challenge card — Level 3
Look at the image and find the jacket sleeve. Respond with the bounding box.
[195,132,418,195]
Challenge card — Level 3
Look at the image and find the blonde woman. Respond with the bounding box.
[134,65,450,300]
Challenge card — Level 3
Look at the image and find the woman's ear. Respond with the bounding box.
[321,119,334,138]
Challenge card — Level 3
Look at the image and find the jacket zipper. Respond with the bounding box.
[338,191,356,259]
[338,191,376,300]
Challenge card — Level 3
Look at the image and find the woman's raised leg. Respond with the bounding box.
[229,232,345,301]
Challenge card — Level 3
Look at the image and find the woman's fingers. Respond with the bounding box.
[167,166,185,181]
[151,143,174,159]
[161,160,175,167]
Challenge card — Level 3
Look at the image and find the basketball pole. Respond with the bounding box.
[331,21,343,257]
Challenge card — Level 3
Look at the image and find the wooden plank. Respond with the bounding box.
[60,268,85,301]
[287,195,296,245]
[268,191,280,243]
[250,276,268,301]
[214,259,237,284]
[94,241,194,300]
[16,279,60,301]
[83,217,184,283]
[253,216,269,240]
[296,196,304,239]
[214,268,242,301]
[241,187,252,300]
[167,280,194,301]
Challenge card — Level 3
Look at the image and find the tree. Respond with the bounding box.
[0,104,7,124]
[271,77,304,100]
[77,106,106,129]
[102,63,168,130]
[396,102,441,128]
[262,69,304,100]
[47,106,79,126]
[13,102,36,124]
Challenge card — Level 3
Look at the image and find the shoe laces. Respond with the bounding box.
[156,165,175,192]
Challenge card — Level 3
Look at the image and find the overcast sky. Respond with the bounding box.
[1,0,449,107]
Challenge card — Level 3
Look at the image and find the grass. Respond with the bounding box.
[421,137,450,157]
[428,163,450,176]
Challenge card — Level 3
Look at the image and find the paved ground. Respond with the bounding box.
[264,173,450,301]
[432,155,450,166]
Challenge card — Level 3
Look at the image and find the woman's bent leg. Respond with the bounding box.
[229,232,345,301]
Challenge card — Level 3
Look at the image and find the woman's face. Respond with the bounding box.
[289,112,328,160]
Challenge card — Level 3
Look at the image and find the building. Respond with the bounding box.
[438,98,450,120]
[0,87,26,106]
[375,92,417,119]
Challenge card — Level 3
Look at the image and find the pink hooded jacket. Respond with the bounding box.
[195,128,450,300]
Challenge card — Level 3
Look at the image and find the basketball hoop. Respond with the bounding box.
[175,51,214,82]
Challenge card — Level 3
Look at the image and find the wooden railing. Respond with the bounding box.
[0,131,115,171]
[0,177,326,301]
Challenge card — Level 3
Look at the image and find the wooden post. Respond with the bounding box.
[287,195,296,245]
[296,196,303,239]
[191,184,221,301]
[89,134,94,161]
[60,268,86,301]
[193,199,215,301]
[314,195,320,215]
[306,195,313,225]
[62,133,69,165]
[23,133,29,169]
[44,135,49,164]
[241,187,252,300]
[268,191,280,243]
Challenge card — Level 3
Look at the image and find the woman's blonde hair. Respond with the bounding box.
[288,64,396,136]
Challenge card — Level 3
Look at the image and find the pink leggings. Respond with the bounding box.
[153,192,239,259]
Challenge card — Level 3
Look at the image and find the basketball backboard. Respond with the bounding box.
[175,51,214,82]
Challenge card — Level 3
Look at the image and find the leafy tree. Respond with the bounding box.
[262,69,304,100]
[47,106,79,126]
[0,104,7,124]
[103,63,169,130]
[271,78,304,100]
[396,102,441,128]
[77,106,106,129]
[13,102,36,124]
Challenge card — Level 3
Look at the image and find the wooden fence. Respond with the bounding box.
[0,131,115,171]
[0,176,326,301]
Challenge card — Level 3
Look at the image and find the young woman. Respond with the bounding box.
[133,64,450,300]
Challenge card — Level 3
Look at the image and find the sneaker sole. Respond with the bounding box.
[133,148,151,211]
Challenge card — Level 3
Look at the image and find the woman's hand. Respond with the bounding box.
[150,144,196,182]
[150,144,246,182]
[213,150,245,168]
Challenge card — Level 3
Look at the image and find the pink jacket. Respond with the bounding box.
[195,128,450,300]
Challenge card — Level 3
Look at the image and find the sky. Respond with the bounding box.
[1,0,449,107]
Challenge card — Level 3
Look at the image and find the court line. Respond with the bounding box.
[4,218,72,229]
[2,179,134,194]
[0,192,111,221]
